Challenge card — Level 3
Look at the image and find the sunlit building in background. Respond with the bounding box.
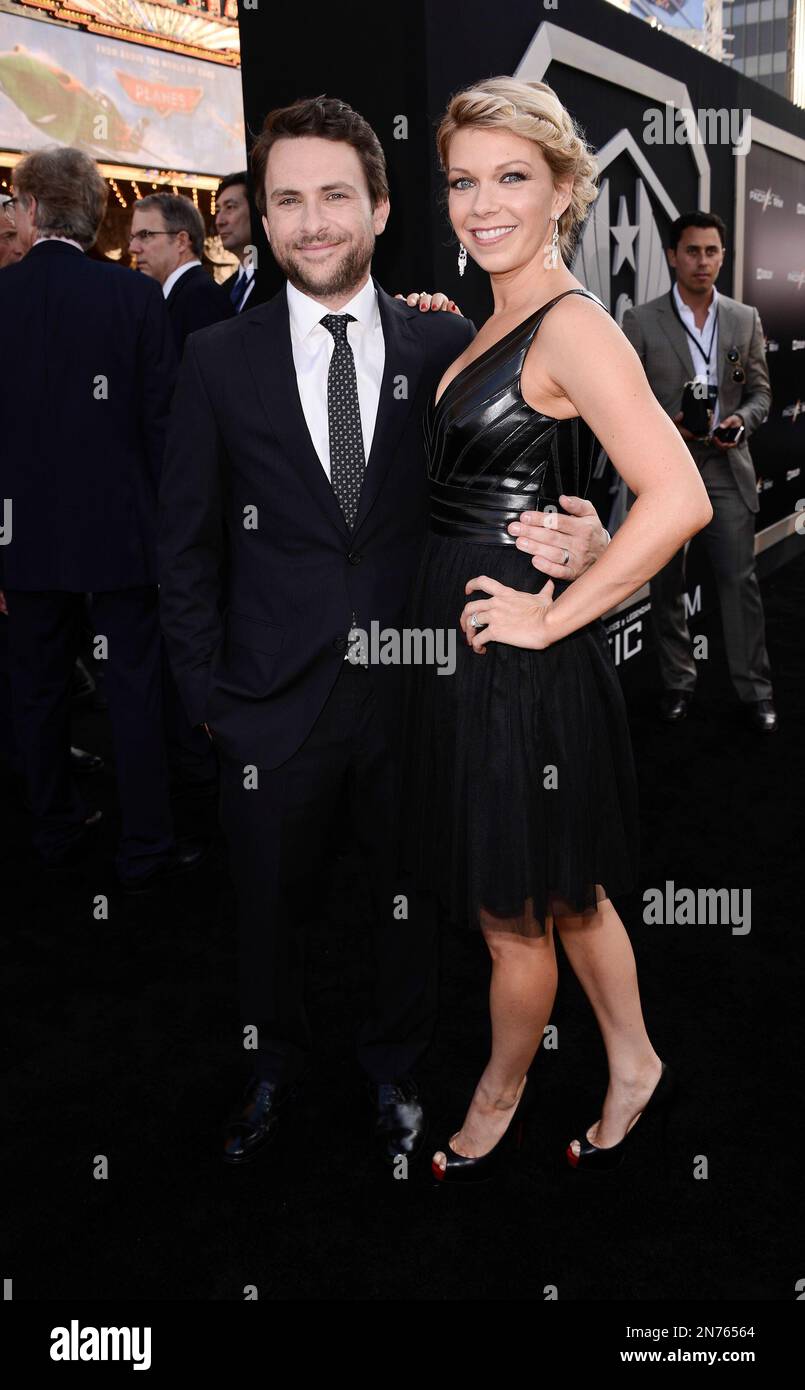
[730,2,805,105]
[606,0,805,105]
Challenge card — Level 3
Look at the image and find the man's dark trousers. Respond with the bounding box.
[5,587,174,875]
[218,659,438,1085]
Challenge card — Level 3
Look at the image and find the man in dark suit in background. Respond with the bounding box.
[1,195,102,779]
[130,192,234,353]
[128,190,225,791]
[215,171,275,313]
[0,146,206,887]
[158,96,476,1169]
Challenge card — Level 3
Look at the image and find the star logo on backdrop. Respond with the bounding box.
[610,195,639,275]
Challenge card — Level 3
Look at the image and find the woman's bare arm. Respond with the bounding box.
[523,296,712,643]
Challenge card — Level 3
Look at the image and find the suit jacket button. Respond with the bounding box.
[347,551,362,565]
[333,637,348,653]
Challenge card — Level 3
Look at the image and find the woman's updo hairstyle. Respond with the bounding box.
[436,76,599,263]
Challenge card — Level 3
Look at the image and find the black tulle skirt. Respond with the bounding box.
[398,531,641,936]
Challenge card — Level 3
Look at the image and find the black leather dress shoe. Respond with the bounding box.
[117,835,211,894]
[222,1074,305,1165]
[71,658,96,703]
[744,698,778,734]
[70,745,104,774]
[658,689,693,722]
[369,1076,427,1166]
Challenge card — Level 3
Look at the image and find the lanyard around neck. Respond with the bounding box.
[669,288,719,370]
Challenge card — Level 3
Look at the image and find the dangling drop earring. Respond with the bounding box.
[549,215,559,270]
[457,241,467,276]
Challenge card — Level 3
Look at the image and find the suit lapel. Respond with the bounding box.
[243,279,424,540]
[353,279,423,535]
[656,294,695,379]
[244,289,350,538]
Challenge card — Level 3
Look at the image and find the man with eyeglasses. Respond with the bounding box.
[129,193,233,352]
[622,211,777,735]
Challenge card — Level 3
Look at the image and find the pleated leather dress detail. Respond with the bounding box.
[399,289,641,934]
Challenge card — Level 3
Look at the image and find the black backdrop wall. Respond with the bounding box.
[237,0,805,308]
[236,0,805,667]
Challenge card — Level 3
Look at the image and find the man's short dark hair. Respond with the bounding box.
[217,171,250,199]
[668,211,727,251]
[250,95,389,217]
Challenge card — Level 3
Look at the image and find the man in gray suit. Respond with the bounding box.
[622,211,776,735]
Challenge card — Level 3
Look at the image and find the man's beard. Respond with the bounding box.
[275,231,374,299]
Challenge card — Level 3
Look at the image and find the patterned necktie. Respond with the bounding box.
[230,270,249,311]
[320,313,366,529]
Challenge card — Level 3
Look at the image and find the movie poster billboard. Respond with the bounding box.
[0,11,244,174]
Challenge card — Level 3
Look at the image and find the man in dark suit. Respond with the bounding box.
[622,212,776,734]
[158,96,476,1169]
[1,203,102,778]
[129,191,225,791]
[129,192,234,353]
[215,171,275,312]
[0,146,206,887]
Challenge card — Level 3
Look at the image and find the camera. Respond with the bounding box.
[680,379,718,438]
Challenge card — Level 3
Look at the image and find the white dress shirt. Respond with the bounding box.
[162,259,201,299]
[286,276,385,480]
[673,280,721,429]
[34,235,84,252]
[232,264,256,310]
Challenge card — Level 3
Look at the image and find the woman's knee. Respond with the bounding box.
[551,883,609,928]
[480,908,555,959]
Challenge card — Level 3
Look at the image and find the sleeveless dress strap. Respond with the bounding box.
[516,286,607,362]
[531,286,607,326]
[523,290,602,502]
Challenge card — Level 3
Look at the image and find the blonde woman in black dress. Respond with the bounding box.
[399,78,713,1182]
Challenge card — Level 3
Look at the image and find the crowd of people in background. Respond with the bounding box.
[0,147,269,889]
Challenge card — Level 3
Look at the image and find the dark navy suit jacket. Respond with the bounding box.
[0,239,177,591]
[220,266,274,313]
[158,278,476,768]
[164,263,234,353]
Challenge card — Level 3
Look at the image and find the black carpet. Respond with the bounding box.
[2,555,803,1303]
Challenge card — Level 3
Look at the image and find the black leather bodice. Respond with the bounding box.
[425,288,605,545]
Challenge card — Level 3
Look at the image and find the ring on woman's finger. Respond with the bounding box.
[470,611,484,630]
